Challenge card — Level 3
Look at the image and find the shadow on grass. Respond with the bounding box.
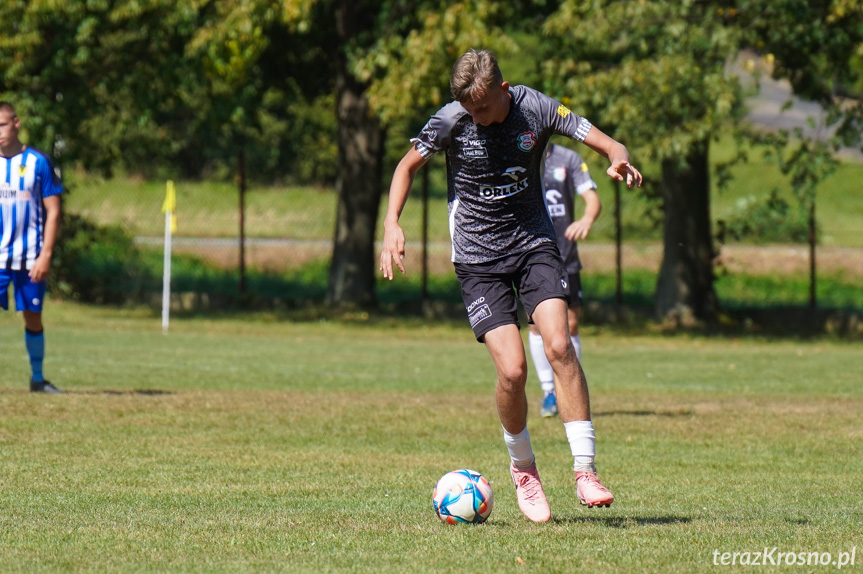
[550,515,693,527]
[68,389,175,396]
[594,408,695,417]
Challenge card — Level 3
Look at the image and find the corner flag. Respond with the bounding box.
[162,179,177,232]
[162,180,176,332]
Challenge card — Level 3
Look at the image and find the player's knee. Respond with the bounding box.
[22,311,43,332]
[544,335,575,366]
[496,362,527,392]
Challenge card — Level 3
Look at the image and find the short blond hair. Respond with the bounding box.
[0,102,16,118]
[450,49,504,103]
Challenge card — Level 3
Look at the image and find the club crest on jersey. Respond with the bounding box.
[553,167,567,182]
[517,132,536,152]
[19,165,28,177]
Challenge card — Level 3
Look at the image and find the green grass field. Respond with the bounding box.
[1,303,860,572]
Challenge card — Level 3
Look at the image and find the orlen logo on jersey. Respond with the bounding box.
[517,132,536,152]
[480,179,529,200]
[545,189,566,218]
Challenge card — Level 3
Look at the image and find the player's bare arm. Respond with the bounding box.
[565,188,602,242]
[380,146,428,280]
[29,194,61,283]
[581,127,643,189]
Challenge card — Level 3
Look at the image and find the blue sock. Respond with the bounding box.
[25,329,45,383]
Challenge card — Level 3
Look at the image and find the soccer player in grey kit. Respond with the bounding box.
[380,49,642,523]
[531,143,602,419]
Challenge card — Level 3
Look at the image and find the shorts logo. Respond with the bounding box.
[517,132,536,152]
[561,279,568,289]
[467,296,492,327]
[557,105,571,118]
[32,298,41,306]
[468,304,493,328]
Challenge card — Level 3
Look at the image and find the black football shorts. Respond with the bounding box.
[454,243,571,342]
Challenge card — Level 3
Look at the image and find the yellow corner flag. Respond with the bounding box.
[162,180,177,233]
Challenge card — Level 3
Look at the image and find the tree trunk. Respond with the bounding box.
[327,1,384,306]
[655,142,719,323]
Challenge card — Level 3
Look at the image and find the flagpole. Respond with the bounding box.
[162,180,175,333]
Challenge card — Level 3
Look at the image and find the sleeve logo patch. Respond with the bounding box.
[557,105,571,118]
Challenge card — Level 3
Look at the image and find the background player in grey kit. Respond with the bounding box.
[530,143,602,418]
[380,49,642,523]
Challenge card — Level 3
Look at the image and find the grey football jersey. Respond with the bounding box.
[411,85,593,264]
[543,143,597,273]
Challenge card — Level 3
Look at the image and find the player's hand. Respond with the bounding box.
[28,255,51,283]
[607,160,643,189]
[565,218,593,242]
[380,223,407,280]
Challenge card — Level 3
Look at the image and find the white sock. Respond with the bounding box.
[564,420,596,472]
[571,334,581,361]
[503,425,535,469]
[528,332,554,393]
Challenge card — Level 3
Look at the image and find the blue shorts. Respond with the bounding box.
[0,269,46,312]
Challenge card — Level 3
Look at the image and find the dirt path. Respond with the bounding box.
[149,238,863,279]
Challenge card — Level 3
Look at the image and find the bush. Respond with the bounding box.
[717,190,811,244]
[50,213,150,304]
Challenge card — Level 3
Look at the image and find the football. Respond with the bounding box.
[432,469,494,524]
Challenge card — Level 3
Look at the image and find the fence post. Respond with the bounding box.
[421,164,429,304]
[239,148,247,297]
[808,195,816,309]
[614,179,623,305]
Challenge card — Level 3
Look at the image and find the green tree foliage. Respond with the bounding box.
[540,0,746,321]
[0,0,335,183]
[539,0,862,322]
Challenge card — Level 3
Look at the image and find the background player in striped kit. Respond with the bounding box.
[530,143,602,418]
[0,102,63,393]
[380,50,642,522]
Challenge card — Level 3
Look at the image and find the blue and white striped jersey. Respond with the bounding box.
[0,147,63,271]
